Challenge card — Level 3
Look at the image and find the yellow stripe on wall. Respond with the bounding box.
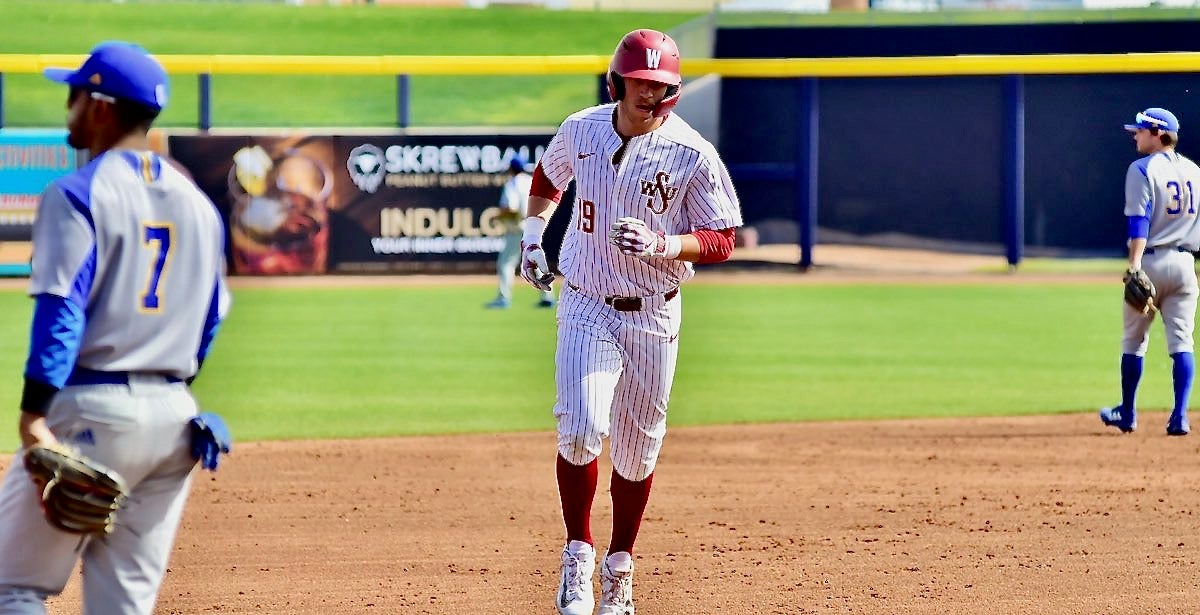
[3,52,1199,78]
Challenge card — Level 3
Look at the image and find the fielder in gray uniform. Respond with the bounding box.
[0,42,231,613]
[486,155,555,309]
[1100,107,1200,436]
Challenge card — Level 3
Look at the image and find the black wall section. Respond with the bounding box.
[716,22,1200,58]
[714,21,1200,252]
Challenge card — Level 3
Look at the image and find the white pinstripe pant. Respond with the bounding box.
[554,283,681,481]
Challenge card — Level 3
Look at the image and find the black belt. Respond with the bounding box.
[567,282,678,312]
[1144,246,1191,255]
[66,366,183,386]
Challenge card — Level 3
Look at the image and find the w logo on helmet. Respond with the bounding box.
[646,49,661,70]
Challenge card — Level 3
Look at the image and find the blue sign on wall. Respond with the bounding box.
[0,129,75,242]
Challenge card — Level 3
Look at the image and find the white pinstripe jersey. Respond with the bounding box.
[1124,150,1200,251]
[540,104,742,297]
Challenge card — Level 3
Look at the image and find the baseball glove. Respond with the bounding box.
[1123,267,1158,314]
[23,443,128,536]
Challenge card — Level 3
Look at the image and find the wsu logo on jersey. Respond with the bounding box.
[347,144,386,193]
[639,171,678,214]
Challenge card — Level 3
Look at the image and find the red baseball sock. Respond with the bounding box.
[556,455,598,545]
[608,470,654,555]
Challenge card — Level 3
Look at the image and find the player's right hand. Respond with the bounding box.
[520,242,555,291]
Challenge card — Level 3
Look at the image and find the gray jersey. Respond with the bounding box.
[28,150,230,379]
[500,171,533,233]
[501,171,533,217]
[1124,150,1200,251]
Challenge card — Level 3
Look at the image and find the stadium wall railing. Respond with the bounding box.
[2,51,1198,268]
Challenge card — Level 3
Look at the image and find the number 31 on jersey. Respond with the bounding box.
[1166,180,1196,216]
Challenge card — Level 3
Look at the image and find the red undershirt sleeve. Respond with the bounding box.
[530,163,564,204]
[692,228,736,264]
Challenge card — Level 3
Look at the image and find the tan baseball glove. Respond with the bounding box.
[23,443,128,535]
[1123,267,1158,314]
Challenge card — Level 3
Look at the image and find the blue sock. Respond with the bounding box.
[1121,353,1144,414]
[1172,352,1194,416]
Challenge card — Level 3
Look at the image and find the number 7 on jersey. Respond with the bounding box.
[140,224,173,313]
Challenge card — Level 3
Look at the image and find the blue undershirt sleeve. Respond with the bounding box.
[21,293,86,414]
[1128,215,1150,240]
[196,279,223,370]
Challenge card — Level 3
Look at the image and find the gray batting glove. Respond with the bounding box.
[520,242,554,291]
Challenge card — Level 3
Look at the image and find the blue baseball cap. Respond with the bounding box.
[509,154,528,173]
[43,41,169,113]
[1124,107,1179,132]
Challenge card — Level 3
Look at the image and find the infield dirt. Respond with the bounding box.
[10,413,1199,614]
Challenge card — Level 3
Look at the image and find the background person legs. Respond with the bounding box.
[489,233,554,308]
[487,233,521,308]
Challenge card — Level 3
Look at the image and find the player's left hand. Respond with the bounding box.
[1123,267,1158,314]
[609,217,667,258]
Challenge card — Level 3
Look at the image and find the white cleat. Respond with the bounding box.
[556,540,596,615]
[598,551,635,615]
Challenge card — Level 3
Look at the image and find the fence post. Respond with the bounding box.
[198,73,212,131]
[795,77,818,272]
[1003,74,1025,270]
[0,73,5,129]
[598,74,611,104]
[396,74,410,128]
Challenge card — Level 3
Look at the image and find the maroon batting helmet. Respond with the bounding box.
[606,29,682,118]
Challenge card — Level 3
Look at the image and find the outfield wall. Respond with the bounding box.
[717,21,1200,254]
[5,44,1200,274]
[720,72,1200,253]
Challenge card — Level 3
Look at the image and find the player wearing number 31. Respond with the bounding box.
[1100,107,1200,437]
[0,42,231,614]
[520,29,742,615]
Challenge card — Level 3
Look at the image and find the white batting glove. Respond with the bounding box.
[520,217,554,291]
[609,217,682,259]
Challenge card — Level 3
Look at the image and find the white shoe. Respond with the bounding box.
[556,541,596,615]
[598,551,635,615]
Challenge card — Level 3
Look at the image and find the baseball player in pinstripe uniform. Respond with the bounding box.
[0,42,231,613]
[520,29,742,615]
[1101,107,1200,436]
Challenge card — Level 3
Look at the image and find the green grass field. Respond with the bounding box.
[0,279,1175,453]
[1,2,1193,452]
[1,2,698,128]
[4,2,1198,128]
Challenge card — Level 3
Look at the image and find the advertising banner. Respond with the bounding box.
[0,130,74,238]
[0,130,75,274]
[332,134,550,273]
[168,132,553,275]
